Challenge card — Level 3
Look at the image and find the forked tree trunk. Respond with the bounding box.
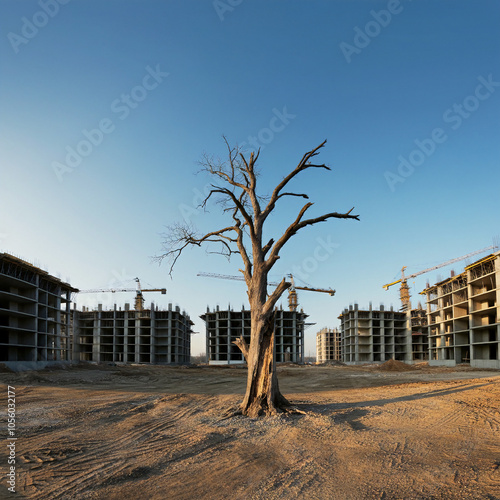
[239,311,290,417]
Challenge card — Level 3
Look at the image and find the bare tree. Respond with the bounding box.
[158,139,359,417]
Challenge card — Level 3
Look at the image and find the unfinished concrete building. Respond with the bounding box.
[410,307,429,361]
[0,253,77,368]
[339,304,410,364]
[422,251,500,369]
[316,328,341,363]
[75,302,193,364]
[201,305,307,365]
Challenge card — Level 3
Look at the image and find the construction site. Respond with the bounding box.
[1,247,499,370]
[0,253,193,369]
[1,249,500,500]
[322,246,500,370]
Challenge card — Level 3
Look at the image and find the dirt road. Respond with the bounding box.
[1,363,499,499]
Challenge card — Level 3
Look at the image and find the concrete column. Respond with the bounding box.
[93,307,101,362]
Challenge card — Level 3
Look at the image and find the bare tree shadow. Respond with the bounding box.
[289,381,494,427]
[330,408,370,430]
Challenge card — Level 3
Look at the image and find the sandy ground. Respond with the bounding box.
[1,362,499,500]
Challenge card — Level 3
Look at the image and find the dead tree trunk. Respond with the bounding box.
[239,311,289,417]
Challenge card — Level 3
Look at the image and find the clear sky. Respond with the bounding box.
[1,0,499,357]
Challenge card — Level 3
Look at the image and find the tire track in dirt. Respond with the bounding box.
[5,367,500,499]
[456,398,500,433]
[18,392,224,499]
[452,393,500,496]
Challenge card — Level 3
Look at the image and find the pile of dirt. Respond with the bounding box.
[378,359,415,371]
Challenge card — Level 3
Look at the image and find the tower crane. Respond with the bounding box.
[197,272,335,311]
[78,277,166,311]
[383,245,498,311]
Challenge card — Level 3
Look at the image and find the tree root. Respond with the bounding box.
[283,406,308,416]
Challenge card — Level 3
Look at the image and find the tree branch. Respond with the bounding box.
[231,207,253,281]
[239,150,262,223]
[266,204,359,270]
[156,224,240,276]
[200,137,248,191]
[262,238,274,256]
[204,187,255,238]
[232,336,249,362]
[264,278,291,317]
[276,192,309,201]
[260,140,329,222]
[297,207,360,229]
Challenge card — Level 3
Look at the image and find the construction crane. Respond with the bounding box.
[383,245,498,311]
[78,277,166,311]
[197,272,335,311]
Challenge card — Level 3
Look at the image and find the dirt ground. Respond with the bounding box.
[1,362,499,500]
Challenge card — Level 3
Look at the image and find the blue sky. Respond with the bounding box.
[1,0,499,356]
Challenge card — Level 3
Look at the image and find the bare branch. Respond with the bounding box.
[264,278,291,316]
[232,336,249,362]
[266,204,359,270]
[198,139,248,192]
[201,186,255,237]
[239,150,262,222]
[262,238,274,256]
[231,206,253,281]
[276,192,309,201]
[156,223,240,276]
[204,238,239,258]
[298,207,360,227]
[260,140,329,222]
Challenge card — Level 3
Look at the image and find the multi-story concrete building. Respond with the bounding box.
[422,251,499,369]
[339,304,410,364]
[316,328,341,363]
[201,305,307,365]
[0,253,77,368]
[409,307,428,361]
[75,302,193,364]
